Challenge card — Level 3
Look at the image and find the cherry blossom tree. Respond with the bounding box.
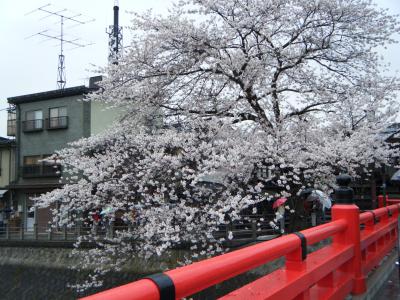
[36,0,400,290]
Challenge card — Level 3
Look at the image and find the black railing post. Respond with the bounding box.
[226,223,233,240]
[63,224,67,240]
[33,223,38,240]
[251,221,257,241]
[6,224,9,240]
[20,222,24,240]
[48,224,53,240]
[92,223,98,236]
[109,221,114,239]
[280,216,285,233]
[76,222,81,237]
[334,174,354,204]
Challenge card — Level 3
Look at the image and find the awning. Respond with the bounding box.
[0,190,8,198]
[391,170,400,182]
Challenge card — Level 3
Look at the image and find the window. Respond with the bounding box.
[26,110,43,121]
[27,194,37,219]
[48,107,68,129]
[42,154,60,175]
[22,155,61,178]
[49,107,67,118]
[22,155,41,177]
[7,109,16,136]
[26,194,37,231]
[24,155,41,165]
[23,110,43,132]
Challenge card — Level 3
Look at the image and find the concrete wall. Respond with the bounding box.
[0,246,149,300]
[0,148,10,188]
[0,245,282,300]
[90,102,163,136]
[18,95,90,170]
[0,147,15,188]
[11,95,90,229]
[90,102,122,136]
[0,246,186,299]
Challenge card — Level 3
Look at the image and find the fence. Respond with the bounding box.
[214,214,286,246]
[0,224,128,242]
[80,201,399,300]
[0,214,285,244]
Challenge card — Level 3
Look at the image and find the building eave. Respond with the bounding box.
[0,137,15,148]
[7,183,63,190]
[7,86,96,105]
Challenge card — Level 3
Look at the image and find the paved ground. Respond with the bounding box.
[375,263,400,300]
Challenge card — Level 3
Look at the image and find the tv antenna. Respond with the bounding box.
[25,4,95,89]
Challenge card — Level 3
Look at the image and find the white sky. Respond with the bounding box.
[0,0,399,137]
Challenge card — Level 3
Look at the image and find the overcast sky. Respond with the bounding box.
[1,0,400,137]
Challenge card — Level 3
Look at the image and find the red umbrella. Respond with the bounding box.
[273,197,287,209]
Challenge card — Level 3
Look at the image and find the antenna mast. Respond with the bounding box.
[59,15,66,89]
[107,0,123,64]
[26,4,95,89]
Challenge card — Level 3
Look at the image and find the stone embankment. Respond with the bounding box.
[0,244,284,300]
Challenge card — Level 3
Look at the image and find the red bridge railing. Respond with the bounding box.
[81,202,399,300]
[382,194,400,207]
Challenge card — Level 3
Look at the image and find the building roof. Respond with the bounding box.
[0,137,15,147]
[381,123,400,143]
[7,85,95,105]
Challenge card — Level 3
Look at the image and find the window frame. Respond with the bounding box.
[23,109,43,132]
[25,110,43,121]
[22,154,61,178]
[23,155,41,166]
[47,106,68,130]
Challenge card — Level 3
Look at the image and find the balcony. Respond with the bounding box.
[22,119,44,132]
[46,116,68,130]
[22,164,61,178]
[7,119,16,136]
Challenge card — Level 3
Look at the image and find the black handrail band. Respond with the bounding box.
[386,207,393,217]
[368,211,378,224]
[144,273,175,300]
[293,232,307,261]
